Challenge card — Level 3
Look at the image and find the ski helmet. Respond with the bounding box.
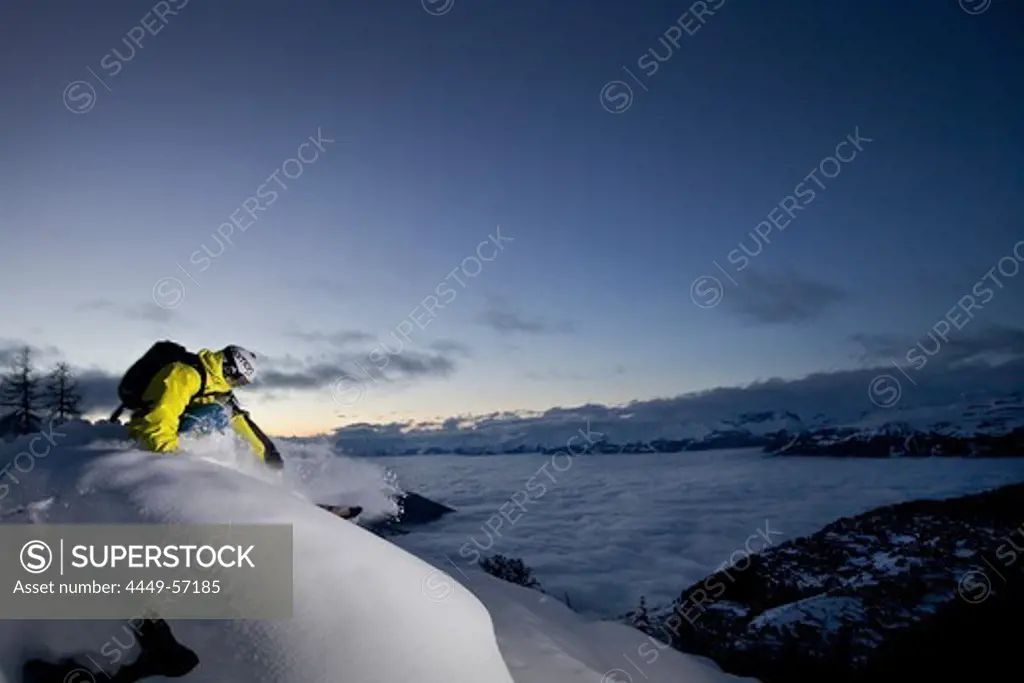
[222,345,257,386]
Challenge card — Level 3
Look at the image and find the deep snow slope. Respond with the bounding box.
[0,422,753,683]
[462,571,756,683]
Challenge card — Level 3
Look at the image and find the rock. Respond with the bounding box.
[647,483,1024,682]
[364,491,455,536]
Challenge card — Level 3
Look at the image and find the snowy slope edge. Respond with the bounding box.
[0,422,753,683]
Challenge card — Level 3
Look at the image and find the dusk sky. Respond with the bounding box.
[1,0,1021,436]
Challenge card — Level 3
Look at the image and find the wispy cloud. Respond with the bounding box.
[276,332,471,389]
[524,365,625,382]
[259,347,459,391]
[84,299,176,323]
[477,295,576,335]
[0,339,63,367]
[287,330,377,346]
[429,339,473,357]
[853,324,1024,368]
[725,270,848,324]
[0,342,25,367]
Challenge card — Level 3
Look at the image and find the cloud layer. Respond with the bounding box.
[331,325,1024,451]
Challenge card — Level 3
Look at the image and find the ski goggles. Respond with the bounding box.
[223,356,252,386]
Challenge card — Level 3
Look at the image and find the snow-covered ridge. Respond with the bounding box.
[0,422,750,683]
[769,392,1024,457]
[330,391,1024,456]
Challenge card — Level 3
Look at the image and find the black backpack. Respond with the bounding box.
[109,341,207,422]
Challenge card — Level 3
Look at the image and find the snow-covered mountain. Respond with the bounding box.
[329,390,1024,457]
[768,391,1024,457]
[0,422,752,683]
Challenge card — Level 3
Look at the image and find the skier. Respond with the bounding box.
[109,342,283,468]
[109,341,362,520]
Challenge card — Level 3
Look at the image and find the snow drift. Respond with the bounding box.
[0,422,752,683]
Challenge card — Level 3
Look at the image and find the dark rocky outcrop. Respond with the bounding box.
[364,491,456,536]
[644,483,1024,682]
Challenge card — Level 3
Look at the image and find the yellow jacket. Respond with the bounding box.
[126,348,269,462]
